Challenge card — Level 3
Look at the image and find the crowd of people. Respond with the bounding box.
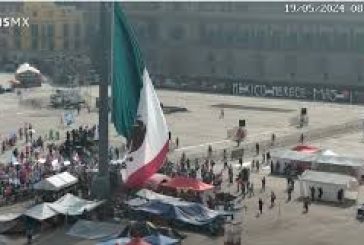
[0,123,113,207]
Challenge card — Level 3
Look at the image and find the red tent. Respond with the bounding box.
[292,145,320,154]
[161,176,214,192]
[142,173,171,190]
[124,237,151,245]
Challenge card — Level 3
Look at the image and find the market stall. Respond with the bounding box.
[299,170,359,203]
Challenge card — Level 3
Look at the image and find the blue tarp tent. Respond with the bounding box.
[132,199,227,226]
[96,234,179,245]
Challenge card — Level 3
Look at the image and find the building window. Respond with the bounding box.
[148,22,159,41]
[234,3,249,12]
[31,24,38,50]
[284,55,297,74]
[14,27,21,49]
[63,23,69,36]
[169,25,185,41]
[63,23,69,49]
[172,2,184,11]
[64,39,69,50]
[74,23,80,37]
[207,52,215,62]
[47,24,54,51]
[75,39,80,49]
[40,24,46,50]
[210,65,216,75]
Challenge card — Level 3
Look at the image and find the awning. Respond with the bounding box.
[0,213,22,223]
[271,148,317,162]
[135,189,180,201]
[292,145,320,154]
[142,173,171,190]
[24,203,58,221]
[161,176,214,192]
[15,63,40,74]
[300,170,359,187]
[48,193,104,216]
[33,172,78,191]
[67,219,124,240]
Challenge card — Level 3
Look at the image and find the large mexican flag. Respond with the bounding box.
[112,4,169,187]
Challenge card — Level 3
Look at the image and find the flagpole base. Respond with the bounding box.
[91,174,111,200]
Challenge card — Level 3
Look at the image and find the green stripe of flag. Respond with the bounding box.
[112,4,145,139]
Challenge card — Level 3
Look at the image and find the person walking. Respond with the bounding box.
[310,186,315,201]
[239,157,243,168]
[261,176,266,192]
[219,108,224,119]
[270,191,276,208]
[26,227,33,244]
[223,149,227,162]
[303,197,310,213]
[271,133,276,146]
[255,143,260,155]
[337,189,344,203]
[287,185,293,202]
[207,145,213,159]
[241,182,246,197]
[249,183,255,197]
[228,166,233,184]
[175,137,179,148]
[300,133,304,144]
[318,187,323,200]
[258,198,264,214]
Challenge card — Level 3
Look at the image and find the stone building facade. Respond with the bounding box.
[122,2,364,87]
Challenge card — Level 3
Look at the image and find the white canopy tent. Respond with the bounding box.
[15,63,40,74]
[312,155,364,181]
[48,193,104,216]
[135,189,180,201]
[270,148,316,174]
[33,172,78,191]
[299,170,359,202]
[24,203,58,221]
[320,149,337,156]
[0,213,22,233]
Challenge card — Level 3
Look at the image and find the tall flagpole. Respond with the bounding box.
[92,1,112,200]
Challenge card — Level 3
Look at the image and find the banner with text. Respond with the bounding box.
[232,82,353,103]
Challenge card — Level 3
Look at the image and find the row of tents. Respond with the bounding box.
[270,145,364,181]
[0,193,104,233]
[124,188,232,235]
[66,220,182,245]
[270,145,362,203]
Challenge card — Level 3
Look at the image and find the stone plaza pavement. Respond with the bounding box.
[0,85,363,161]
[1,86,364,245]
